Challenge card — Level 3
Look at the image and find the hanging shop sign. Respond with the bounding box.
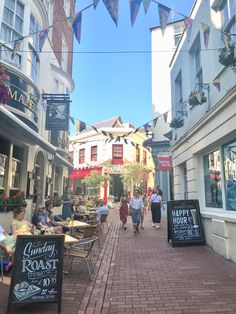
[158,156,172,171]
[44,94,70,131]
[167,200,205,247]
[7,235,64,314]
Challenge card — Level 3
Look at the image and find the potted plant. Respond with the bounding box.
[218,42,236,67]
[8,191,27,211]
[170,117,184,129]
[188,91,207,110]
[0,192,9,212]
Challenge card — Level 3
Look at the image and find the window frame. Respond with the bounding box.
[91,145,97,162]
[136,147,140,163]
[143,150,147,165]
[112,144,123,165]
[79,148,85,164]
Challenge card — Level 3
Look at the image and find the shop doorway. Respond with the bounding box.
[34,151,45,206]
[110,174,123,202]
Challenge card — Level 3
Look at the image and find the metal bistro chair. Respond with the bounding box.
[73,225,97,240]
[67,237,97,281]
[85,220,102,249]
[100,213,109,232]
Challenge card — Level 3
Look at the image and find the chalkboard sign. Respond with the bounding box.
[167,200,205,247]
[7,235,64,313]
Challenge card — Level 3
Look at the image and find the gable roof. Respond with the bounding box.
[77,116,124,134]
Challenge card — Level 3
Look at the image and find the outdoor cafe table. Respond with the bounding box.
[56,220,90,235]
[64,234,80,245]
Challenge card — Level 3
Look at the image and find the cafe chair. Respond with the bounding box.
[85,220,102,248]
[67,237,97,281]
[73,226,97,240]
[100,214,109,232]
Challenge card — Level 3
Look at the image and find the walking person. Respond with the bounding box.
[129,189,144,234]
[119,192,129,230]
[140,192,148,229]
[149,188,163,228]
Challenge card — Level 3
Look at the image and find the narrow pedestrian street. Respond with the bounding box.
[1,205,236,314]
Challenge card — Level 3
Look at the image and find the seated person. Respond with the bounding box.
[0,224,15,257]
[45,200,63,222]
[32,205,63,234]
[11,207,33,236]
[96,200,109,221]
[74,199,88,221]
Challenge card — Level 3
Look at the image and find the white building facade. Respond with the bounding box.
[0,0,75,229]
[170,0,236,261]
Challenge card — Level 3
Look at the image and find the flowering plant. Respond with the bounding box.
[0,64,10,104]
[0,192,9,205]
[188,91,207,110]
[9,191,27,205]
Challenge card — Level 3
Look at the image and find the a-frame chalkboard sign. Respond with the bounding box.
[7,235,64,313]
[167,200,205,247]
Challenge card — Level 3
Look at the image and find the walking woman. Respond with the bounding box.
[129,190,144,234]
[149,189,163,228]
[119,192,129,230]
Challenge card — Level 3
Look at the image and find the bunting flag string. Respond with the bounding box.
[39,27,50,51]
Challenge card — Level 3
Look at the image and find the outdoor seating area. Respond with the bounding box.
[0,198,111,285]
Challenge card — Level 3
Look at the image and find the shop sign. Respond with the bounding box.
[45,100,70,131]
[158,156,172,170]
[7,235,64,313]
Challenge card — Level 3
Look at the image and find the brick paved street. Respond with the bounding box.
[1,206,236,313]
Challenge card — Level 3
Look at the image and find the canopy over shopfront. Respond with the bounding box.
[69,167,102,179]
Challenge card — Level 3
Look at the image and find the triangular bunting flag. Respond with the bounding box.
[108,133,114,139]
[131,141,136,147]
[102,130,108,136]
[158,3,171,34]
[102,0,119,26]
[202,23,210,49]
[72,12,82,44]
[134,127,140,133]
[163,111,168,123]
[77,120,86,132]
[91,126,99,133]
[41,101,47,110]
[144,123,150,132]
[115,136,120,142]
[105,138,109,143]
[124,138,128,145]
[69,116,75,125]
[12,39,23,59]
[130,0,142,26]
[142,0,151,14]
[182,100,188,109]
[93,0,100,9]
[213,79,220,92]
[184,16,193,42]
[39,28,50,51]
[153,117,158,128]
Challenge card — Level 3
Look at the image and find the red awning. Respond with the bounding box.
[69,167,102,179]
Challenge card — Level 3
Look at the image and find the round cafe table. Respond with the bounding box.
[55,220,90,235]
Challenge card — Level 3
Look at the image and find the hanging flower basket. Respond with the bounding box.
[188,91,207,110]
[0,64,10,104]
[170,117,184,129]
[218,43,236,67]
[0,191,27,212]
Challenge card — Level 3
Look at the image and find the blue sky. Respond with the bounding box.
[70,0,194,134]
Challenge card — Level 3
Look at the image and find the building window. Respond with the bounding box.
[112,144,123,165]
[27,14,40,82]
[10,159,21,188]
[190,34,203,91]
[223,140,236,211]
[221,0,235,29]
[63,0,70,17]
[61,35,68,72]
[91,146,97,161]
[143,151,147,165]
[136,148,140,163]
[79,148,85,164]
[54,167,59,193]
[175,70,183,116]
[0,154,7,188]
[173,25,183,47]
[1,0,24,44]
[203,150,223,208]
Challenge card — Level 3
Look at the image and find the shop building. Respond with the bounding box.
[69,117,155,202]
[0,0,75,229]
[170,0,236,261]
[150,19,184,201]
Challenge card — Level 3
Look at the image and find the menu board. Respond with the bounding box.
[167,200,205,247]
[7,235,64,313]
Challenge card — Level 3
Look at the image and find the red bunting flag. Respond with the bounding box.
[130,0,142,26]
[202,23,210,49]
[158,3,171,34]
[72,12,82,44]
[102,0,119,26]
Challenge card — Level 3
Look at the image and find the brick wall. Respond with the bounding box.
[52,0,75,76]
